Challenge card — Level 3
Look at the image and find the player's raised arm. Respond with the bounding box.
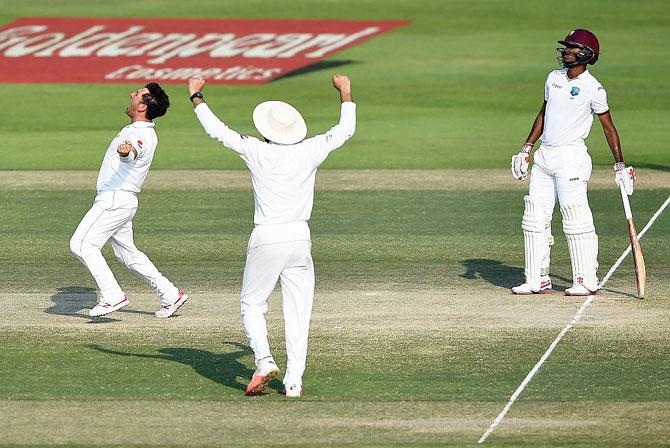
[188,77,251,155]
[308,75,357,166]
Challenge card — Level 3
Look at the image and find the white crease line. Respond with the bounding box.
[477,295,595,444]
[478,194,670,444]
[598,195,670,289]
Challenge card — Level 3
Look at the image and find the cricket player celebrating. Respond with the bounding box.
[188,74,355,397]
[511,29,636,296]
[70,83,188,318]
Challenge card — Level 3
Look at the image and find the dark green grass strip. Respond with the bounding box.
[0,189,668,292]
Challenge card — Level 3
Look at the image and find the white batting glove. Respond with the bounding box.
[511,143,533,181]
[614,162,635,195]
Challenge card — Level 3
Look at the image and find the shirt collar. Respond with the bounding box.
[130,120,155,129]
[563,68,590,81]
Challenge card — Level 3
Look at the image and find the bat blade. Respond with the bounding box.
[627,218,646,299]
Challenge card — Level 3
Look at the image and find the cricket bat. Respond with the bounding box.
[619,183,646,298]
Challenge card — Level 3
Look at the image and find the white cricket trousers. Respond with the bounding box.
[69,191,179,306]
[529,145,592,215]
[240,239,314,386]
[526,145,600,290]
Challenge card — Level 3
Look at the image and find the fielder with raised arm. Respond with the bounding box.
[510,29,636,296]
[188,74,355,397]
[70,83,188,318]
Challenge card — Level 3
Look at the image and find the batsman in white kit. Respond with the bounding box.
[70,83,188,318]
[188,74,355,397]
[511,29,636,296]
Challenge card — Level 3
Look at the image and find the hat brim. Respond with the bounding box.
[252,101,307,145]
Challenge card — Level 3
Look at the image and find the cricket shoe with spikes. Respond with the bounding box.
[511,276,552,295]
[246,358,280,396]
[89,295,129,317]
[282,383,303,398]
[155,289,189,318]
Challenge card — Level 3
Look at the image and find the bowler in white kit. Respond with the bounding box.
[188,74,355,397]
[70,83,188,318]
[511,29,636,296]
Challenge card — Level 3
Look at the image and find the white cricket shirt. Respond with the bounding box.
[194,101,356,246]
[96,120,158,193]
[541,69,609,148]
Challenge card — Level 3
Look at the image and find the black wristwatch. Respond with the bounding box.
[190,92,204,102]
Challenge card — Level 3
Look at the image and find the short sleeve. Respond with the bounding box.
[544,77,550,101]
[592,85,609,114]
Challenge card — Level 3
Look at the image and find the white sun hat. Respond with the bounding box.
[252,100,307,145]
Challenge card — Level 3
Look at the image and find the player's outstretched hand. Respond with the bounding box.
[189,76,206,96]
[615,163,635,195]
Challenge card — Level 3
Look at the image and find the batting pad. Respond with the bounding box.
[561,202,599,290]
[522,196,550,291]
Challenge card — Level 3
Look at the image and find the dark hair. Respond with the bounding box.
[142,82,170,120]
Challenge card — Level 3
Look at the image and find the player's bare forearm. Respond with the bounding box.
[333,74,352,103]
[598,111,623,163]
[524,101,546,146]
[604,128,623,163]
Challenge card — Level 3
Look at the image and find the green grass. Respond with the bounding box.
[1,183,669,446]
[2,187,668,293]
[2,328,667,403]
[1,0,669,169]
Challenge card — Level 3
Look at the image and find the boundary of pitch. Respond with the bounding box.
[477,194,670,444]
[0,168,667,191]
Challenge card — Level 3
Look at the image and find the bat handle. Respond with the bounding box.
[619,182,633,220]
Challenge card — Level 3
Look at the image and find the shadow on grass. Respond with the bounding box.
[46,286,117,322]
[460,259,525,290]
[47,286,157,322]
[274,60,355,81]
[47,286,97,318]
[460,258,637,298]
[88,342,282,393]
[461,258,572,291]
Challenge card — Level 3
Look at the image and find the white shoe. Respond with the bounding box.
[283,383,303,398]
[90,296,129,317]
[565,283,598,296]
[155,289,188,318]
[246,358,280,396]
[511,277,552,295]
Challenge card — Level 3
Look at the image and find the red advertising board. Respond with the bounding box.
[0,17,408,84]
